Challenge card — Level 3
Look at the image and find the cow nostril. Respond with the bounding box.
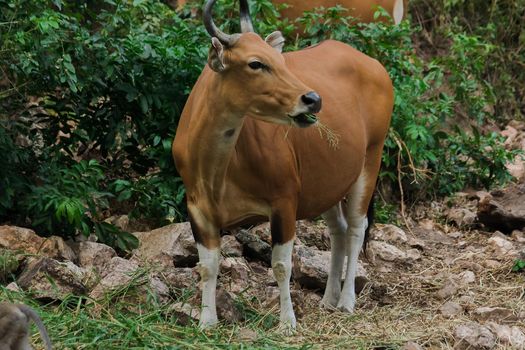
[301,91,322,112]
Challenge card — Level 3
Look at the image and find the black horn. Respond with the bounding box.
[239,0,254,33]
[203,0,239,46]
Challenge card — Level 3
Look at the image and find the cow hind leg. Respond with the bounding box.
[320,203,347,309]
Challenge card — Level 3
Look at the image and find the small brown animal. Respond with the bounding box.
[0,303,52,350]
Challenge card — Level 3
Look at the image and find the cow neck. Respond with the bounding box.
[189,81,245,205]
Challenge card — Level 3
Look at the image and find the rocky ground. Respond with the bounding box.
[1,184,525,349]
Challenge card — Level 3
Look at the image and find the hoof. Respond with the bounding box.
[336,301,355,313]
[199,314,218,330]
[319,296,338,311]
[277,321,296,336]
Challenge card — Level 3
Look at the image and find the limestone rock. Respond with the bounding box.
[17,257,86,300]
[366,241,406,263]
[447,208,477,227]
[216,288,244,322]
[473,307,515,323]
[402,342,423,350]
[295,220,330,250]
[40,236,77,262]
[169,302,199,326]
[72,241,116,273]
[234,229,272,265]
[439,301,463,317]
[133,222,198,267]
[89,257,141,300]
[487,322,525,348]
[436,278,459,300]
[292,245,367,292]
[487,236,517,257]
[454,322,496,349]
[161,267,197,291]
[370,224,408,243]
[0,226,45,254]
[220,257,251,293]
[221,235,243,257]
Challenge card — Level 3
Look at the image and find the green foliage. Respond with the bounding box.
[1,0,202,249]
[513,259,525,272]
[24,159,138,250]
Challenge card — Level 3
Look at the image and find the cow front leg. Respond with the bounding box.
[270,205,297,333]
[188,204,221,329]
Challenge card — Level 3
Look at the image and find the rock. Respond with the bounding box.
[89,257,141,300]
[133,222,198,267]
[40,236,77,262]
[221,235,243,257]
[454,322,496,349]
[0,226,45,254]
[439,301,463,317]
[237,328,258,342]
[402,341,423,350]
[295,220,330,250]
[457,261,483,272]
[72,241,116,273]
[477,186,525,232]
[6,282,22,292]
[406,249,422,261]
[511,230,525,243]
[169,302,199,326]
[263,286,280,308]
[487,236,517,257]
[366,241,406,263]
[292,245,367,291]
[482,259,502,269]
[234,229,272,265]
[487,322,525,348]
[220,257,251,293]
[249,223,272,244]
[447,208,477,227]
[17,257,86,300]
[148,276,171,304]
[161,267,197,291]
[473,307,515,323]
[370,224,408,243]
[457,270,476,285]
[436,278,459,299]
[216,289,243,322]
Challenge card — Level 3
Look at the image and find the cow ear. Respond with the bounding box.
[208,37,227,72]
[265,31,285,53]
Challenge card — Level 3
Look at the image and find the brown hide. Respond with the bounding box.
[172,34,393,248]
[176,0,407,25]
[273,0,407,24]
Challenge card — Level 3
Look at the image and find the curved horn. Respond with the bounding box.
[203,0,237,46]
[239,0,254,33]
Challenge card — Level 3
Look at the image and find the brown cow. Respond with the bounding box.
[172,0,393,331]
[176,0,407,25]
[273,0,407,25]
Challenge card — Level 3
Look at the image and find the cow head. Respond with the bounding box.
[203,0,321,128]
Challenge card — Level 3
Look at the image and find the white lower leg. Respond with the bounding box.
[337,216,367,313]
[321,206,347,308]
[272,240,296,329]
[196,243,220,328]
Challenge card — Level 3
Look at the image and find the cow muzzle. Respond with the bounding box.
[288,91,322,128]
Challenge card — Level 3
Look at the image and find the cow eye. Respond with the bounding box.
[248,61,265,70]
